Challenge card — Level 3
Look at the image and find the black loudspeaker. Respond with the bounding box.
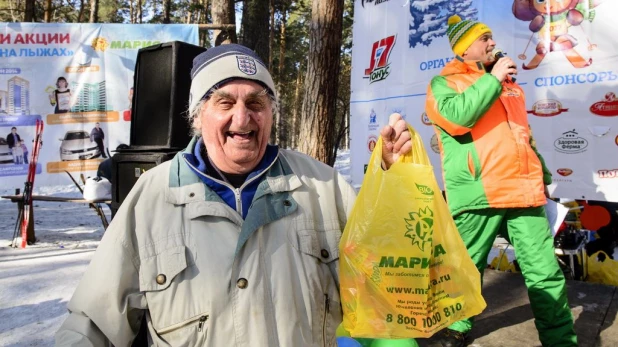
[130,41,206,150]
[111,151,177,217]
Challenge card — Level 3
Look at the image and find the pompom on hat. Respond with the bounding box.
[189,44,276,113]
[446,15,492,56]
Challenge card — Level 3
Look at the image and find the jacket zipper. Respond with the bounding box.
[502,93,533,204]
[157,314,208,335]
[197,315,209,332]
[322,294,330,347]
[184,153,280,215]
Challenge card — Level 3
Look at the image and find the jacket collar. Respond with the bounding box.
[164,136,302,205]
[441,55,487,76]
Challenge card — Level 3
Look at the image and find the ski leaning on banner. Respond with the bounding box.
[339,125,486,340]
[11,119,44,248]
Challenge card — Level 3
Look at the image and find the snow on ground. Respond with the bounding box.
[0,183,110,346]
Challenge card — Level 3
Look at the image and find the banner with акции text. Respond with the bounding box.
[0,23,198,191]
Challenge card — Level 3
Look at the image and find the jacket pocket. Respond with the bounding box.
[139,245,188,291]
[156,313,209,346]
[291,222,341,264]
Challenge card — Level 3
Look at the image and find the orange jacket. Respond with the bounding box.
[425,57,551,216]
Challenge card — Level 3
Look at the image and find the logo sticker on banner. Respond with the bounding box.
[590,92,618,117]
[557,168,573,177]
[421,112,431,125]
[368,109,380,131]
[527,99,569,117]
[367,135,378,153]
[554,130,589,154]
[598,169,617,179]
[364,35,396,84]
[430,134,440,154]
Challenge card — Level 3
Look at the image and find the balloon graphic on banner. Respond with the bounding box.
[512,0,607,70]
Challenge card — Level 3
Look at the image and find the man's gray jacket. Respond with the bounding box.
[55,140,357,347]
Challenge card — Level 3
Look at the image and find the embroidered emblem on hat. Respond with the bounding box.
[236,55,257,75]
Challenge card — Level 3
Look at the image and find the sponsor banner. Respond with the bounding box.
[351,0,618,201]
[0,23,198,190]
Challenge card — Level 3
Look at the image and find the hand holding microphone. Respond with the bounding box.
[491,48,517,82]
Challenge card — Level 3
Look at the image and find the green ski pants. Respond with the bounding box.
[447,206,577,346]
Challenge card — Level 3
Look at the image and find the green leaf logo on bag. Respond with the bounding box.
[404,207,434,252]
[415,183,434,195]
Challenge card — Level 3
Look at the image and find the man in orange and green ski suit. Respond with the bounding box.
[423,15,577,347]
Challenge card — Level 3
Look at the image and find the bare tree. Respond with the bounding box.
[211,0,237,45]
[298,0,344,165]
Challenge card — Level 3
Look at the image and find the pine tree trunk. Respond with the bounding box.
[239,0,269,63]
[163,0,171,23]
[138,0,143,23]
[130,0,135,23]
[89,0,99,22]
[78,0,86,22]
[292,68,302,149]
[298,0,344,165]
[268,0,274,70]
[24,0,35,21]
[211,0,237,45]
[44,0,52,22]
[276,4,287,147]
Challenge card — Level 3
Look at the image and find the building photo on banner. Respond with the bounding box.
[350,0,618,202]
[0,23,198,191]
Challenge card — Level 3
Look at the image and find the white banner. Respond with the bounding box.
[350,0,618,202]
[0,23,198,191]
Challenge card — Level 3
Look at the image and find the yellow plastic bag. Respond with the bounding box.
[587,251,618,286]
[339,126,486,339]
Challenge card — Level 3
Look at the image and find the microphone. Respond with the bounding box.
[492,48,516,82]
[492,48,507,60]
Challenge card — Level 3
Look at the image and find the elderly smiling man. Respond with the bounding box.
[55,44,412,347]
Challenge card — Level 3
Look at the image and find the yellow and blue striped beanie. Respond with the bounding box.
[446,15,491,56]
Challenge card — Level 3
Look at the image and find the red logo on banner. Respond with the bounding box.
[557,168,573,177]
[598,169,618,179]
[367,135,378,153]
[590,92,618,117]
[527,99,568,117]
[364,35,396,83]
